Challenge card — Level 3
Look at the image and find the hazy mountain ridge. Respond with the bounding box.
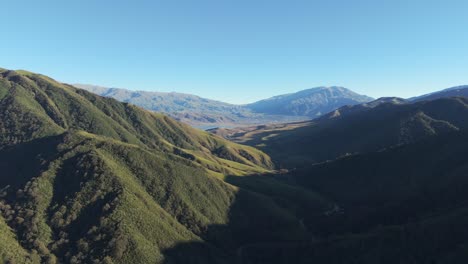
[246,86,374,117]
[409,85,468,102]
[74,84,373,128]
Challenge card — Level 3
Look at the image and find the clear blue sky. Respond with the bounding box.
[1,0,468,104]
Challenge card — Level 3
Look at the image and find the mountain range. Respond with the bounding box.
[75,83,468,129]
[74,84,374,128]
[2,68,468,263]
[209,95,468,263]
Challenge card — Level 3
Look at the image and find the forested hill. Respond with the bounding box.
[3,68,468,264]
[209,95,468,263]
[0,69,332,263]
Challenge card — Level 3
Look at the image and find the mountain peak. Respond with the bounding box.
[247,86,374,117]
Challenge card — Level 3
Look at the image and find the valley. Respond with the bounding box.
[1,68,468,263]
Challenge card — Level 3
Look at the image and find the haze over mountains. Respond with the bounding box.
[76,83,468,130]
[2,68,468,263]
[74,84,374,128]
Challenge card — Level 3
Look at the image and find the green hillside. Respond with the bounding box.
[3,68,468,264]
[0,69,331,263]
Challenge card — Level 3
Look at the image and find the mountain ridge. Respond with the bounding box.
[3,68,468,263]
[409,85,468,102]
[1,68,326,263]
[74,84,373,128]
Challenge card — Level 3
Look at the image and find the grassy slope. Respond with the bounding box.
[0,215,35,263]
[0,69,330,263]
[6,68,468,263]
[0,69,273,174]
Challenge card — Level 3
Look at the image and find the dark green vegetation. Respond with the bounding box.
[75,84,373,128]
[0,69,333,263]
[210,95,468,263]
[3,68,468,264]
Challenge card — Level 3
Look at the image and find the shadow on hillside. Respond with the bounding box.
[161,174,323,264]
[161,145,468,264]
[0,135,64,195]
[160,174,468,264]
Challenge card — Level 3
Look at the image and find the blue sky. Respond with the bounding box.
[1,0,468,104]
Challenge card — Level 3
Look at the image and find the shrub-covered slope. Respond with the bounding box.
[0,69,331,263]
[0,69,274,175]
[261,130,468,264]
[230,104,468,263]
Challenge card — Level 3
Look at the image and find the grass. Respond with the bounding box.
[4,68,468,263]
[0,68,305,263]
[0,216,36,263]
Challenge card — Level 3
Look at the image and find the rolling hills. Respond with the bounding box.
[211,96,468,168]
[209,95,468,263]
[3,67,468,264]
[0,69,332,263]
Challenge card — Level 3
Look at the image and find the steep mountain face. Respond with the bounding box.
[215,97,468,168]
[0,69,333,264]
[246,86,374,117]
[76,84,373,128]
[409,85,468,102]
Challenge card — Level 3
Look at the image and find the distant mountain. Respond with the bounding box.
[212,96,468,167]
[409,85,468,102]
[246,86,374,117]
[73,84,269,128]
[75,84,373,128]
[75,84,243,113]
[4,68,468,263]
[210,95,468,263]
[318,96,408,120]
